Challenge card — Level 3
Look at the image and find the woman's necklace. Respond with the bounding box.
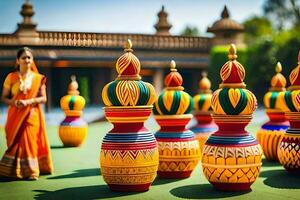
[18,71,34,95]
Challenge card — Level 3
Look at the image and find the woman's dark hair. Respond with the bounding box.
[16,47,33,70]
[17,47,33,59]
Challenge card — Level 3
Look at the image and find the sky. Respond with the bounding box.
[0,0,264,36]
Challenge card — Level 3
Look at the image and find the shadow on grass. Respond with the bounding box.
[260,169,300,189]
[152,177,182,185]
[0,176,16,182]
[51,145,85,149]
[34,184,141,200]
[50,145,66,149]
[47,168,101,179]
[262,158,280,167]
[170,184,251,199]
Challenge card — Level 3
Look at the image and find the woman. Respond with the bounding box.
[0,47,53,180]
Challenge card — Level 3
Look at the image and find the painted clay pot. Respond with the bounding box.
[278,53,300,173]
[100,106,159,191]
[278,112,300,173]
[202,44,262,191]
[191,72,217,154]
[257,111,289,161]
[59,76,87,147]
[256,62,289,161]
[100,40,158,192]
[202,115,262,191]
[153,60,200,179]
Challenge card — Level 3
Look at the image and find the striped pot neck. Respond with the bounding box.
[194,111,213,124]
[286,112,300,129]
[154,114,192,132]
[212,114,252,136]
[265,110,287,123]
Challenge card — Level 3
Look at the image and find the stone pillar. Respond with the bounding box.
[153,68,163,94]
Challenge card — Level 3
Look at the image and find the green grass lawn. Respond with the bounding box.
[0,120,299,200]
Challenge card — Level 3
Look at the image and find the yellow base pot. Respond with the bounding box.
[59,126,88,147]
[256,129,285,161]
[278,134,300,173]
[157,140,200,178]
[202,144,262,191]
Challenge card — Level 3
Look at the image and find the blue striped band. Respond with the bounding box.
[155,130,194,139]
[206,135,257,145]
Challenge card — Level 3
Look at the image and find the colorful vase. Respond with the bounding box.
[202,44,262,191]
[153,60,201,179]
[256,62,289,161]
[191,72,217,155]
[278,52,300,173]
[100,39,158,192]
[59,75,87,147]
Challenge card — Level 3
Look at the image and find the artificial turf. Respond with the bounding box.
[0,119,299,200]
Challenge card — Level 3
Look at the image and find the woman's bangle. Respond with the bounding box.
[32,98,37,105]
[14,99,18,106]
[27,98,36,106]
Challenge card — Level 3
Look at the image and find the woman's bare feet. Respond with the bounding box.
[27,175,38,181]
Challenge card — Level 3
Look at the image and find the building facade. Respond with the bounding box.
[0,2,244,109]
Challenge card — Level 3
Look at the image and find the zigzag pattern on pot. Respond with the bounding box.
[102,149,158,162]
[278,134,300,170]
[202,145,262,183]
[203,145,262,158]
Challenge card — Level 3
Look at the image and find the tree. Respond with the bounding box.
[263,0,300,30]
[180,26,200,37]
[245,38,277,103]
[243,16,273,45]
[274,29,300,75]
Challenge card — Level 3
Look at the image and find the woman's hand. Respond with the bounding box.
[15,99,28,108]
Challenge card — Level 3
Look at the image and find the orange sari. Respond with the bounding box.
[0,71,53,179]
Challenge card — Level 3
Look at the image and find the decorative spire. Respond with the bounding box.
[164,60,184,90]
[275,61,282,73]
[68,75,80,95]
[228,44,238,60]
[276,62,282,73]
[154,6,172,36]
[115,39,141,80]
[288,51,300,90]
[199,71,212,93]
[221,5,230,18]
[170,60,177,72]
[124,39,133,52]
[15,0,38,39]
[20,0,35,25]
[207,5,244,47]
[220,44,246,88]
[270,62,287,91]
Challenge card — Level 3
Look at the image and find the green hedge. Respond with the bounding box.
[245,38,277,103]
[79,76,90,104]
[209,30,300,105]
[246,31,300,104]
[274,29,300,76]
